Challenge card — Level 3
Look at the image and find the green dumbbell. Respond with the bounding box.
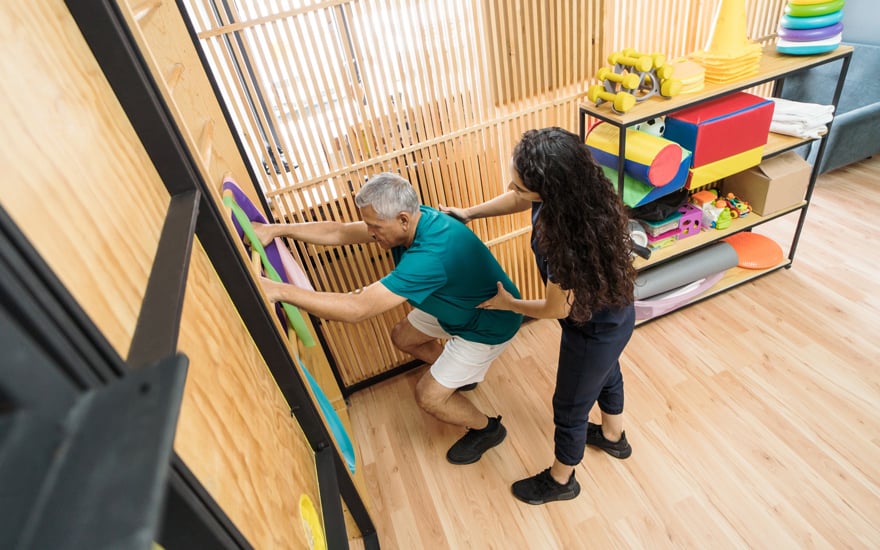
[660,78,682,98]
[655,64,674,80]
[588,84,637,113]
[607,52,653,73]
[597,67,641,90]
[621,48,667,70]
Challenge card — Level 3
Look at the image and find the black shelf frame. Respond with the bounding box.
[578,47,852,324]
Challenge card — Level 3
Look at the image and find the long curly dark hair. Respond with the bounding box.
[513,127,636,323]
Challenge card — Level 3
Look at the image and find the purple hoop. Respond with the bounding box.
[222,177,290,328]
[777,22,843,42]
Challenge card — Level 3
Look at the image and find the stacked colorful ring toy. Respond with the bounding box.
[777,0,845,55]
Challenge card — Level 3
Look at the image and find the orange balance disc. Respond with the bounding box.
[722,232,784,269]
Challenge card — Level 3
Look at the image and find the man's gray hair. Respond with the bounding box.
[355,172,420,219]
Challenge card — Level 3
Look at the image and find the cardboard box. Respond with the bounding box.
[722,151,811,216]
[664,92,774,168]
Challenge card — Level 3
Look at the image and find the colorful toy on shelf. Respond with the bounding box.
[714,206,733,229]
[633,116,666,137]
[718,192,752,218]
[637,201,702,251]
[776,0,845,55]
[663,92,774,190]
[690,0,763,83]
[676,203,703,238]
[587,48,682,113]
[690,188,732,229]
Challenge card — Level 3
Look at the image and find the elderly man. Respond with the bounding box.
[257,172,522,464]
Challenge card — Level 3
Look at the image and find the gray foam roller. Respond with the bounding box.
[634,241,739,300]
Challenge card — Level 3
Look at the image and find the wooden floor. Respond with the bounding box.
[347,156,880,549]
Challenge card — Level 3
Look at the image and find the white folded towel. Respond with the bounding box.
[770,120,828,139]
[769,97,835,139]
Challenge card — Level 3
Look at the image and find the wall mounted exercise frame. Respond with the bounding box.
[61,0,378,547]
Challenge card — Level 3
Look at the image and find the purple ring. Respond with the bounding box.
[222,177,290,328]
[777,22,843,41]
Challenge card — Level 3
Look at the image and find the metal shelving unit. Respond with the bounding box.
[579,45,853,322]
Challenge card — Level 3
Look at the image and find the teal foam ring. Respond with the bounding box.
[779,10,843,30]
[776,33,842,55]
[223,193,316,347]
[776,42,841,55]
[300,359,356,474]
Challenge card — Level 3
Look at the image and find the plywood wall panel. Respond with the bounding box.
[0,1,168,357]
[1,2,346,546]
[176,240,321,549]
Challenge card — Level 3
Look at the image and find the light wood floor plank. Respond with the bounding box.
[348,156,880,549]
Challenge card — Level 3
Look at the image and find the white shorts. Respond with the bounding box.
[406,308,512,389]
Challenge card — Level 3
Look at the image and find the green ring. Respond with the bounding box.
[784,0,844,17]
[223,194,316,347]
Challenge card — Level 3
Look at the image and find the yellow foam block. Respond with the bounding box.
[687,145,765,190]
[669,58,705,84]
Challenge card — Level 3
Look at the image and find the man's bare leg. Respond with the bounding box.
[390,317,443,364]
[414,373,489,429]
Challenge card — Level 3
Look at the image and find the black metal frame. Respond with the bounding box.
[58,0,378,547]
[579,48,853,326]
[0,190,227,548]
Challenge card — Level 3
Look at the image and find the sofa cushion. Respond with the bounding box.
[780,42,880,172]
[781,42,880,114]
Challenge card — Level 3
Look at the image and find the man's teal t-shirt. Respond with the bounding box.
[380,206,523,344]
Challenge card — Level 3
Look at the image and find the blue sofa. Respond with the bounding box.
[778,0,880,174]
[780,41,880,173]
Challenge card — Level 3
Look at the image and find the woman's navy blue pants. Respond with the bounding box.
[552,303,635,465]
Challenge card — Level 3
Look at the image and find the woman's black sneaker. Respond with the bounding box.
[586,422,632,459]
[512,468,580,505]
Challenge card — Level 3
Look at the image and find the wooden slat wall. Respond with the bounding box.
[180,0,788,386]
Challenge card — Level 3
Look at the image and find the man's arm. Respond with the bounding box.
[253,220,372,246]
[262,278,407,323]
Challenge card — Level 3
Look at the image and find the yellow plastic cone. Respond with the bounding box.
[705,0,750,56]
[691,0,762,82]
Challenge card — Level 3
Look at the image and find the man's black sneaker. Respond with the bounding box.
[456,382,478,392]
[446,416,506,464]
[586,422,632,459]
[512,468,581,505]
